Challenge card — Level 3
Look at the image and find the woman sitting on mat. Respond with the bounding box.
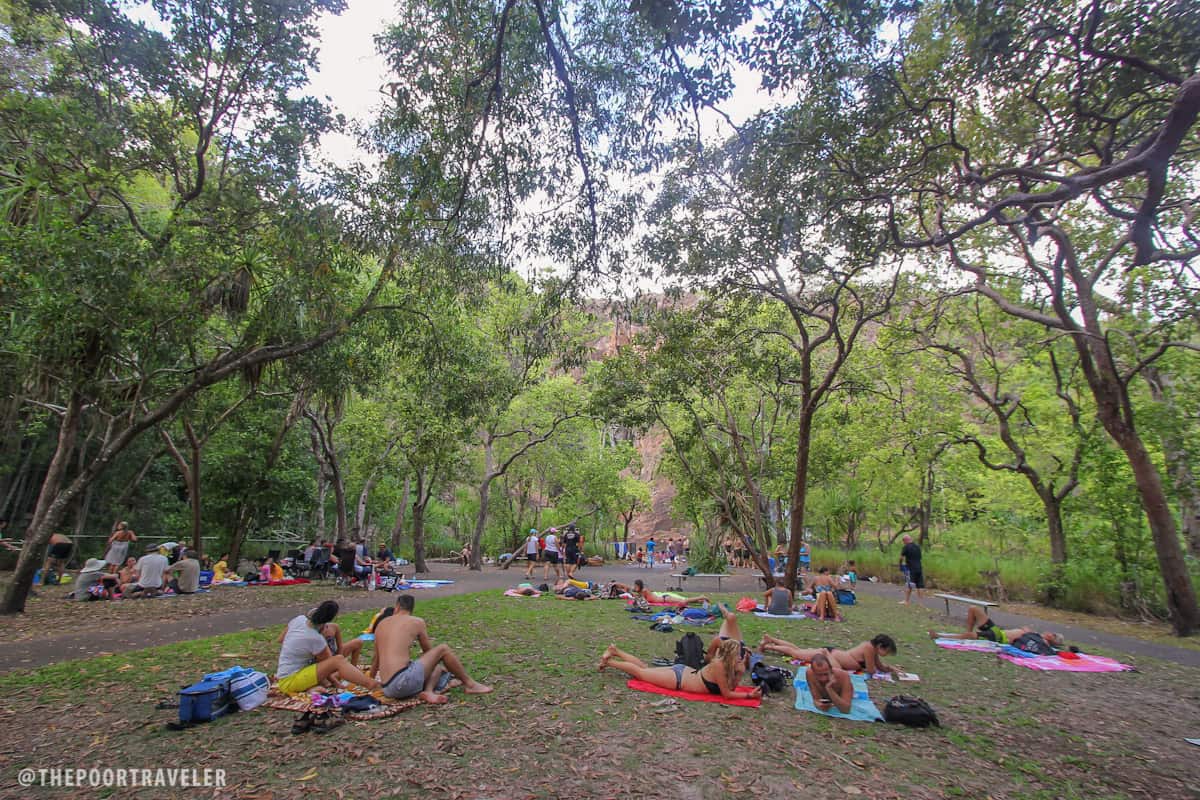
[276,600,380,694]
[599,639,760,700]
[633,579,710,607]
[759,633,900,677]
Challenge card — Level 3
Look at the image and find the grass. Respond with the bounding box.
[0,590,1196,799]
[811,546,1045,601]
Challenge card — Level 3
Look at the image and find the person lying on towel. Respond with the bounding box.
[706,603,751,668]
[760,633,901,677]
[599,640,761,700]
[633,579,710,607]
[807,652,853,714]
[929,607,1064,648]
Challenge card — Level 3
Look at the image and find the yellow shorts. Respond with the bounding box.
[276,663,319,694]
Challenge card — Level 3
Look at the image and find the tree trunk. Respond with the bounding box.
[184,420,203,555]
[355,472,378,540]
[783,412,814,592]
[330,463,348,543]
[314,475,327,541]
[1144,366,1200,557]
[1,441,35,522]
[1041,489,1068,565]
[390,474,410,551]
[411,469,430,574]
[3,393,82,613]
[469,437,496,572]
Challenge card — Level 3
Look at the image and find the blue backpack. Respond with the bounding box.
[836,589,857,605]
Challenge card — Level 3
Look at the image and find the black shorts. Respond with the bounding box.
[48,542,72,559]
[526,552,539,562]
[543,551,559,564]
[908,570,925,589]
[977,622,998,642]
[565,549,579,565]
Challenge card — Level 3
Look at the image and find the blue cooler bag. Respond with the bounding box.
[179,675,236,723]
[836,589,857,605]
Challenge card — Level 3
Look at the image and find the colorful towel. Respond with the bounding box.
[754,610,815,620]
[625,679,761,708]
[997,652,1134,672]
[504,588,541,597]
[262,687,421,720]
[934,638,1005,653]
[396,579,454,590]
[793,673,882,722]
[250,578,311,587]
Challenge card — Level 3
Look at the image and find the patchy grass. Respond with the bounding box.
[0,580,366,642]
[0,591,1196,799]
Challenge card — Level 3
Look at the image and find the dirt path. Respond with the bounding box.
[2,562,1197,672]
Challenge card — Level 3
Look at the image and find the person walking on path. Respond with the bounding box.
[645,537,656,569]
[523,529,541,579]
[899,534,924,605]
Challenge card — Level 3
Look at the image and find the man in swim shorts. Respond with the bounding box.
[373,594,494,704]
[930,605,1063,648]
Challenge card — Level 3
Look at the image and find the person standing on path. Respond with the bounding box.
[541,528,563,581]
[523,529,541,579]
[899,534,924,604]
[645,537,656,569]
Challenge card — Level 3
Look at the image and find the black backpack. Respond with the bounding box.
[674,632,705,669]
[750,661,793,695]
[882,695,940,727]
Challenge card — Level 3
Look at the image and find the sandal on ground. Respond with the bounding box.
[291,711,314,735]
[311,713,344,735]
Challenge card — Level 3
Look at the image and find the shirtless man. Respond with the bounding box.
[373,594,493,704]
[930,606,1064,648]
[806,652,853,714]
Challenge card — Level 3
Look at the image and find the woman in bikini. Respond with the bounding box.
[599,639,760,700]
[706,603,750,668]
[104,521,137,574]
[759,633,900,677]
[633,579,710,607]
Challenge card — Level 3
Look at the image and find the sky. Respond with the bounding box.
[308,2,394,167]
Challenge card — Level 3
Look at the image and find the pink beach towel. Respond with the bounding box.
[998,653,1134,672]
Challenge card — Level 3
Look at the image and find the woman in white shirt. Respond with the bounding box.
[276,601,381,694]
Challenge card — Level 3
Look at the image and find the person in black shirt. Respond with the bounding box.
[899,535,923,604]
[562,525,583,578]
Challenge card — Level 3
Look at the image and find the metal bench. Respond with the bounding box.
[934,592,999,616]
[669,573,728,592]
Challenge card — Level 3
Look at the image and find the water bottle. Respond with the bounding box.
[367,564,376,591]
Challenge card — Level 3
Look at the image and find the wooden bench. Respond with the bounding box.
[934,592,999,616]
[669,573,729,592]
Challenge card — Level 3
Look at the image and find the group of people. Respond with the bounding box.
[629,536,688,568]
[72,541,202,600]
[520,524,587,580]
[274,594,494,706]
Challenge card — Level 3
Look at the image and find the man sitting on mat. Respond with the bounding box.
[929,606,1064,648]
[763,579,795,615]
[373,594,493,704]
[806,652,853,714]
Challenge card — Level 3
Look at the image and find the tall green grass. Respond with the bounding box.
[810,546,1044,601]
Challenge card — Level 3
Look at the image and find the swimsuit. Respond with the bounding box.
[381,661,426,699]
[669,664,721,695]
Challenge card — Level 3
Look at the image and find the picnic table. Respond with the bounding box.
[669,572,730,592]
[934,592,999,616]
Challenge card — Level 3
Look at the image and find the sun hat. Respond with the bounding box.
[79,558,107,573]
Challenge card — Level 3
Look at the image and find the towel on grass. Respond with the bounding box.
[504,588,541,597]
[793,673,882,722]
[754,610,816,620]
[249,578,311,587]
[625,678,761,708]
[263,686,422,720]
[397,579,454,589]
[934,638,1005,653]
[998,652,1134,672]
[151,589,212,599]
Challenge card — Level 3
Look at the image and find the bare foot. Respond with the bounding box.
[464,681,493,695]
[927,630,939,640]
[599,644,618,671]
[445,678,463,690]
[420,690,449,705]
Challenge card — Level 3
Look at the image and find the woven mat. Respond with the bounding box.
[262,687,423,720]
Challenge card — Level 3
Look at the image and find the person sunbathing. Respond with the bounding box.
[553,579,595,600]
[275,601,380,694]
[706,604,750,668]
[806,652,854,713]
[763,579,795,615]
[599,639,760,700]
[760,633,900,677]
[373,594,493,704]
[929,606,1064,648]
[633,579,709,607]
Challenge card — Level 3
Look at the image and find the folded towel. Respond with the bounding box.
[793,673,882,722]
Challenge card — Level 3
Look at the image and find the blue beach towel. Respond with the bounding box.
[794,673,882,722]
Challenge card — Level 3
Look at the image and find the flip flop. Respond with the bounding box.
[291,711,313,735]
[311,713,344,735]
